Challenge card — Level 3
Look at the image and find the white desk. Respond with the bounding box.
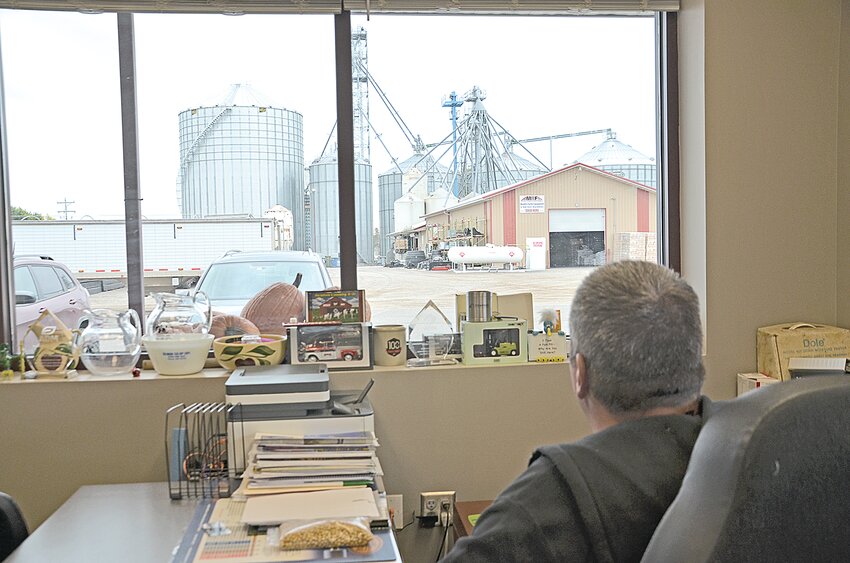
[8,482,404,562]
[7,482,197,562]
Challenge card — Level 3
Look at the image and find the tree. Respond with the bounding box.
[11,206,53,220]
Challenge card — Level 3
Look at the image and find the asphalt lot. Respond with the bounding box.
[89,265,595,331]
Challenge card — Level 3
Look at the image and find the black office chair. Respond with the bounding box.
[0,492,28,561]
[642,375,850,562]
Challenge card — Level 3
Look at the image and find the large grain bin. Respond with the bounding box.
[308,153,373,264]
[377,153,447,260]
[574,132,656,188]
[497,150,547,186]
[177,84,306,250]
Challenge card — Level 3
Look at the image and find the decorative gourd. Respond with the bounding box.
[209,315,261,339]
[325,286,371,321]
[242,283,306,334]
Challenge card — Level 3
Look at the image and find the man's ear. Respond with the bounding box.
[572,353,589,400]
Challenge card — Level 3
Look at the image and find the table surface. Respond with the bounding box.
[7,482,198,563]
[8,482,421,563]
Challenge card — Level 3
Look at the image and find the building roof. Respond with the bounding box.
[218,83,273,107]
[422,162,656,218]
[574,132,655,167]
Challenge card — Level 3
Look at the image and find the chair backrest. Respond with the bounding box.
[642,375,850,563]
[0,492,28,561]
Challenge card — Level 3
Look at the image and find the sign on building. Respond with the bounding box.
[519,195,545,214]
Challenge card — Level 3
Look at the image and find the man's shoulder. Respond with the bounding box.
[539,396,710,459]
[533,409,704,484]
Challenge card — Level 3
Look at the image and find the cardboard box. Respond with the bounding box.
[737,372,780,396]
[757,323,850,381]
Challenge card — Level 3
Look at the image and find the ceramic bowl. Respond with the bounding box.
[213,334,286,371]
[142,334,214,376]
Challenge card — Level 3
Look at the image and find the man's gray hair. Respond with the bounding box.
[569,260,704,414]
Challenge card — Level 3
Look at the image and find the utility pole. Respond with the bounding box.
[57,199,75,220]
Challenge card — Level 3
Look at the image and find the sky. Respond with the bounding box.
[0,10,656,221]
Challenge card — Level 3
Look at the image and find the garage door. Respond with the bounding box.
[549,209,605,268]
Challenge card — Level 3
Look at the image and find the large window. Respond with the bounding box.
[1,8,670,339]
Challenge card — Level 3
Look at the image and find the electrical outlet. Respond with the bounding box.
[387,494,404,530]
[420,491,456,526]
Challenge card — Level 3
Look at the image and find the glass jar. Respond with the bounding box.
[146,292,211,336]
[78,309,142,376]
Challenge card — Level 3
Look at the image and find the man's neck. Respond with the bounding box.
[586,398,701,434]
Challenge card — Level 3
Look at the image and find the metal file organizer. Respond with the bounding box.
[164,402,248,500]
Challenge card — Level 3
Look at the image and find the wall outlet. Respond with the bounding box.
[420,491,456,526]
[387,494,404,530]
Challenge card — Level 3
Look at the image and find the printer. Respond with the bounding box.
[225,363,375,459]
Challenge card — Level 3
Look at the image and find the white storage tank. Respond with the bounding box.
[393,193,425,233]
[424,188,458,216]
[448,244,524,265]
[177,84,306,250]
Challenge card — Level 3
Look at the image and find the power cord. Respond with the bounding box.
[434,501,453,561]
[399,509,417,531]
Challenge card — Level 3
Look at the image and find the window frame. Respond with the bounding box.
[0,8,681,344]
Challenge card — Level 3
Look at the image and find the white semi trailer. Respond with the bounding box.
[11,218,292,287]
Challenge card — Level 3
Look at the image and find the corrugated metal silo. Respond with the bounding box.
[377,153,447,260]
[497,150,547,187]
[574,132,657,188]
[308,153,374,264]
[177,84,306,250]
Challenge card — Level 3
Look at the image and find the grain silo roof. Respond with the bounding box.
[575,133,655,167]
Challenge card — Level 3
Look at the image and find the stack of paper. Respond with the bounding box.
[240,487,382,526]
[242,431,382,495]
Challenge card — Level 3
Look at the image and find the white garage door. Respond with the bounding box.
[549,209,607,268]
[549,209,605,232]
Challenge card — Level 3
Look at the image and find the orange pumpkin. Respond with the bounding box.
[242,283,306,335]
[209,315,260,339]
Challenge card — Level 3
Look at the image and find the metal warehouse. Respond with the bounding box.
[415,163,657,268]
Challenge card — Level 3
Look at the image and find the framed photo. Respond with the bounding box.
[289,322,372,370]
[305,289,365,324]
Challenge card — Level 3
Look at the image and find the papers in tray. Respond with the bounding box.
[242,431,381,496]
[240,487,381,526]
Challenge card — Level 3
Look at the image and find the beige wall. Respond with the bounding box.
[0,364,587,530]
[681,0,843,398]
[839,0,850,327]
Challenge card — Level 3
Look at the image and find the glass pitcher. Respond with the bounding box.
[146,292,212,337]
[78,309,142,376]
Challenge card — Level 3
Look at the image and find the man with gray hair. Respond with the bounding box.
[443,260,707,562]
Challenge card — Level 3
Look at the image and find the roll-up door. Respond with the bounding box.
[549,209,605,268]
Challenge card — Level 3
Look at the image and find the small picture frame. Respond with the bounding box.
[289,322,372,370]
[305,289,366,324]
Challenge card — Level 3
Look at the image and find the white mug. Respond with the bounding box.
[373,325,407,367]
